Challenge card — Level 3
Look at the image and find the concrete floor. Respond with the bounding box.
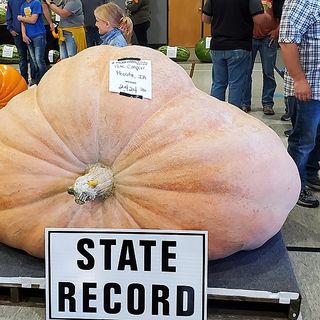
[0,52,319,319]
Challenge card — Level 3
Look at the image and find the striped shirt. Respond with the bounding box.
[279,0,320,100]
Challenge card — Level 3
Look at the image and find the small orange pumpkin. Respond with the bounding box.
[0,64,27,109]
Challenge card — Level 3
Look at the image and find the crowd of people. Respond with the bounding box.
[202,0,320,209]
[6,0,150,84]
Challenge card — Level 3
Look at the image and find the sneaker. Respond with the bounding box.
[241,106,251,113]
[284,129,293,137]
[297,189,319,208]
[306,176,320,191]
[263,106,275,115]
[281,113,291,121]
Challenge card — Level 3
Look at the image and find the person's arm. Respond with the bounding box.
[42,1,54,30]
[17,13,39,24]
[21,22,31,44]
[45,0,72,18]
[202,13,212,24]
[280,43,311,101]
[250,0,272,29]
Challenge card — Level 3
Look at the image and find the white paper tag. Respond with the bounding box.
[48,50,54,63]
[205,37,211,49]
[166,46,178,58]
[55,14,60,22]
[2,45,14,58]
[109,59,152,99]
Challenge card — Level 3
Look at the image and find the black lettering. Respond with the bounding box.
[139,240,156,271]
[152,284,169,315]
[162,241,176,272]
[100,239,116,270]
[58,282,76,312]
[176,286,194,316]
[83,283,97,313]
[127,283,145,315]
[103,283,121,314]
[77,238,95,270]
[118,240,138,271]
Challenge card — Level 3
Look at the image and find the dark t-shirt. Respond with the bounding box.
[202,0,264,51]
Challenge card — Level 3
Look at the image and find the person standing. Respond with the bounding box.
[45,0,87,59]
[241,0,281,115]
[94,3,132,47]
[279,0,320,208]
[202,0,271,108]
[125,0,150,46]
[81,0,109,47]
[18,0,47,84]
[6,0,36,84]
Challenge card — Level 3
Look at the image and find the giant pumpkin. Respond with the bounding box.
[0,46,300,259]
[0,64,27,109]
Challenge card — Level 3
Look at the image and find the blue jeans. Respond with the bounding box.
[288,99,320,190]
[85,26,101,47]
[241,37,277,108]
[13,34,36,84]
[210,49,251,107]
[60,30,77,59]
[28,34,47,84]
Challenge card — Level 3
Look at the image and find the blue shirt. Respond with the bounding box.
[20,0,46,39]
[279,0,320,100]
[100,28,127,47]
[6,0,25,33]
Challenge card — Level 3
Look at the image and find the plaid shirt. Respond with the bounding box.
[279,0,320,100]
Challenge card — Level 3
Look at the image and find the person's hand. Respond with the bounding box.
[10,30,19,37]
[22,34,31,45]
[45,0,51,6]
[49,22,55,31]
[294,78,312,101]
[17,15,23,22]
[268,29,279,46]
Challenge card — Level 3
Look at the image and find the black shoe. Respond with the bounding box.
[281,113,291,121]
[297,189,319,208]
[306,176,320,191]
[284,129,293,137]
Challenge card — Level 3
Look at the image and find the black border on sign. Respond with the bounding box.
[47,230,207,320]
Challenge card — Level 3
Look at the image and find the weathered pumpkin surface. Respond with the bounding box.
[0,45,300,259]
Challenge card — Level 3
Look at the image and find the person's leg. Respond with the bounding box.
[227,49,251,107]
[27,41,39,83]
[288,99,320,207]
[13,35,29,83]
[33,34,47,83]
[210,50,228,101]
[241,39,258,111]
[133,21,150,46]
[306,125,320,189]
[260,36,277,114]
[86,26,101,47]
[59,31,77,59]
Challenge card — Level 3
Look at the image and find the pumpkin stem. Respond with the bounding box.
[68,163,114,205]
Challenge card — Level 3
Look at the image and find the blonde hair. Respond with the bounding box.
[94,3,133,44]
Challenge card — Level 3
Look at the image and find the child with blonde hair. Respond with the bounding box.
[94,2,132,47]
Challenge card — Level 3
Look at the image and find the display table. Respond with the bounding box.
[0,232,300,319]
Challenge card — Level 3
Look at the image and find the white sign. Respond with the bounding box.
[166,46,178,58]
[109,59,152,99]
[46,229,207,320]
[2,45,14,58]
[205,37,211,49]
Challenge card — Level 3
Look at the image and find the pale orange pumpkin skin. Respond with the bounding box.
[0,46,300,259]
[0,64,28,109]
